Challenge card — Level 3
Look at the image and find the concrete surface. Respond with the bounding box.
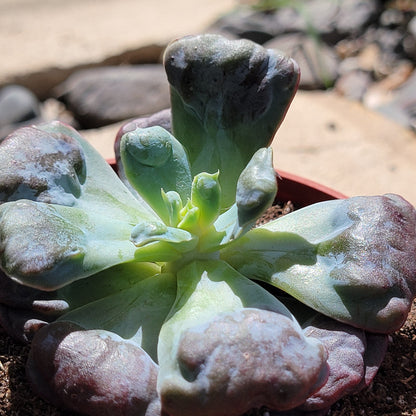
[0,0,236,82]
[273,91,416,204]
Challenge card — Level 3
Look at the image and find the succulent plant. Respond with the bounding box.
[0,34,415,416]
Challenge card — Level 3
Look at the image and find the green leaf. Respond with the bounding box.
[0,121,158,223]
[157,259,327,416]
[191,172,221,230]
[201,148,276,251]
[58,272,177,362]
[119,126,192,222]
[222,194,416,333]
[131,220,198,262]
[161,190,183,227]
[209,203,239,249]
[0,121,166,290]
[235,147,277,233]
[58,262,161,311]
[176,201,200,235]
[0,200,137,290]
[164,34,299,209]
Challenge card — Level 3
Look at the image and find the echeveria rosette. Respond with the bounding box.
[0,33,415,416]
[0,115,294,416]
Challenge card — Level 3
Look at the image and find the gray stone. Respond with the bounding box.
[306,0,379,40]
[55,65,170,129]
[365,27,405,56]
[335,70,373,101]
[380,8,406,28]
[376,70,416,131]
[403,17,416,60]
[403,32,416,61]
[270,6,307,34]
[264,34,339,89]
[210,0,380,44]
[207,9,280,44]
[0,85,40,128]
[409,15,416,38]
[325,0,380,37]
[0,84,43,140]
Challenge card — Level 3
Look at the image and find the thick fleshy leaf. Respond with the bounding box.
[0,200,137,289]
[0,121,162,290]
[131,221,195,248]
[299,315,367,411]
[235,147,277,234]
[25,271,177,414]
[157,259,328,416]
[270,308,388,415]
[0,268,64,313]
[161,190,183,227]
[0,262,160,342]
[275,296,389,395]
[222,194,416,333]
[27,322,161,416]
[58,272,177,361]
[0,121,157,222]
[57,262,161,310]
[130,221,198,262]
[114,109,172,198]
[0,269,65,342]
[263,307,388,416]
[357,332,389,390]
[302,325,388,412]
[164,34,299,208]
[119,126,192,222]
[201,148,277,251]
[207,203,239,249]
[190,172,221,230]
[0,124,85,206]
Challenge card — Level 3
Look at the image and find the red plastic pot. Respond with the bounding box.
[275,169,347,207]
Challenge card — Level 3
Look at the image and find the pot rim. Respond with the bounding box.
[276,169,347,208]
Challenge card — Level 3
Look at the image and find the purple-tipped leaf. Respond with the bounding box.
[157,260,328,416]
[164,34,299,208]
[27,322,161,416]
[299,315,368,411]
[223,194,416,333]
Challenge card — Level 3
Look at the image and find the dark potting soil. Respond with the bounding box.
[0,201,415,416]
